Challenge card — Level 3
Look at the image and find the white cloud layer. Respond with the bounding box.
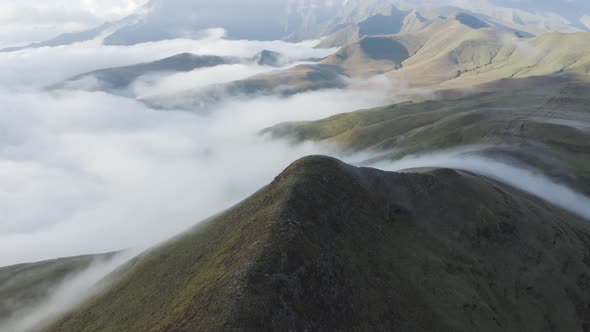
[0,34,333,89]
[0,37,393,267]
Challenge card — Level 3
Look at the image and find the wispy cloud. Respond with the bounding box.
[371,147,590,220]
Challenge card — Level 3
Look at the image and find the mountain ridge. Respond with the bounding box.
[56,50,294,94]
[319,14,590,87]
[3,1,589,53]
[40,155,590,331]
[264,75,590,195]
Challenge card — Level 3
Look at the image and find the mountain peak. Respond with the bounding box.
[45,155,590,331]
[407,9,428,22]
[253,50,285,67]
[448,12,490,29]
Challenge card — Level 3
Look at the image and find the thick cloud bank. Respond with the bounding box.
[0,31,402,331]
[0,35,395,267]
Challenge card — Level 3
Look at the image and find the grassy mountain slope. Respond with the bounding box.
[45,156,590,331]
[320,13,512,80]
[321,35,421,77]
[0,254,113,324]
[265,75,590,195]
[320,13,590,87]
[85,15,590,111]
[444,32,590,87]
[61,54,241,92]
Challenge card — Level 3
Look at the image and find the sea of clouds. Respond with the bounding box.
[0,31,402,268]
[2,11,590,329]
[0,27,409,330]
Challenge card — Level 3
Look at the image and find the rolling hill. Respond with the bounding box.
[129,12,590,112]
[57,50,292,94]
[264,75,590,196]
[18,155,587,331]
[319,13,590,87]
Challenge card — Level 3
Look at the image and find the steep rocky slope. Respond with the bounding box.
[57,50,293,93]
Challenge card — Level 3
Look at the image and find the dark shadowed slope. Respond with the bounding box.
[57,50,292,93]
[43,156,590,331]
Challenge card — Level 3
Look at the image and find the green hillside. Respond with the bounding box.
[0,253,113,325]
[129,16,590,111]
[320,13,511,80]
[43,156,590,331]
[265,75,590,195]
[320,13,590,87]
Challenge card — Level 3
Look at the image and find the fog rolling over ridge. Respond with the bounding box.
[370,148,590,221]
[1,0,590,331]
[0,34,398,331]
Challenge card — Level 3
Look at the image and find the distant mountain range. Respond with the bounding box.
[81,12,590,112]
[265,75,590,196]
[3,0,589,52]
[321,13,590,86]
[395,0,590,33]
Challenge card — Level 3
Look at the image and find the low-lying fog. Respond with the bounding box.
[0,31,403,330]
[0,32,398,268]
